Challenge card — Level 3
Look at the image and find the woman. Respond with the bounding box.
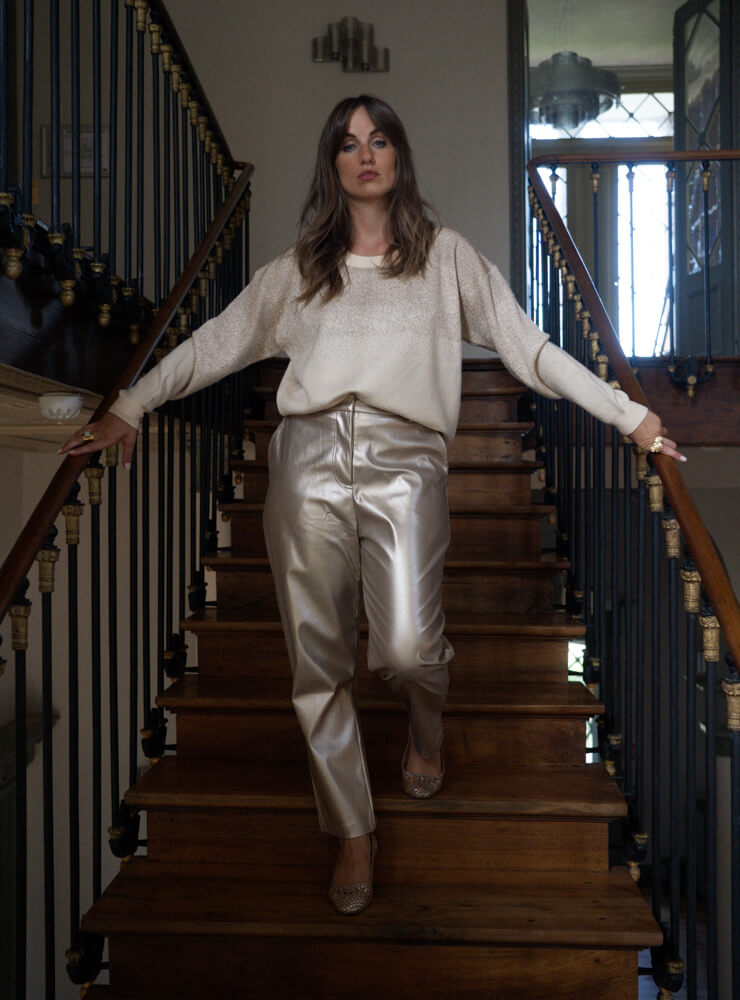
[60,95,685,916]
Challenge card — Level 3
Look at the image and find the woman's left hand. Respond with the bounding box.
[629,410,686,463]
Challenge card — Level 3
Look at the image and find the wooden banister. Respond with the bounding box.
[0,164,253,626]
[527,151,740,667]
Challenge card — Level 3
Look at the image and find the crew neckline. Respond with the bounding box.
[346,252,385,269]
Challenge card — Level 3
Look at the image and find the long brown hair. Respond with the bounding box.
[295,95,437,304]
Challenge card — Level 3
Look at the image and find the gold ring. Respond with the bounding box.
[82,430,94,442]
[649,436,664,453]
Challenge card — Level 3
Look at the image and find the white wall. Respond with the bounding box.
[170,0,511,276]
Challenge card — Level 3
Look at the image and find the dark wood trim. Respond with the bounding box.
[0,165,253,626]
[527,155,740,667]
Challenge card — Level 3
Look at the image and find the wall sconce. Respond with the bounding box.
[312,17,389,73]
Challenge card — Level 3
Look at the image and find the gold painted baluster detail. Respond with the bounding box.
[661,512,681,559]
[646,473,664,515]
[36,529,60,595]
[698,609,720,662]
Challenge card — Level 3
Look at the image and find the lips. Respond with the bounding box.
[358,171,379,180]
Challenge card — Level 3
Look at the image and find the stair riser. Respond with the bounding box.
[144,809,609,873]
[214,568,558,615]
[108,936,635,999]
[227,512,545,561]
[191,631,570,683]
[245,426,530,465]
[237,466,535,506]
[173,711,590,766]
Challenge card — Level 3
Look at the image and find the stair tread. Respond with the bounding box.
[156,675,603,716]
[81,857,661,947]
[126,757,625,817]
[203,552,570,572]
[184,606,586,637]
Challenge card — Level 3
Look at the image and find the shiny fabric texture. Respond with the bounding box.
[263,397,454,838]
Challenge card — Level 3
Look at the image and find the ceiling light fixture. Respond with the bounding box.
[530,51,621,131]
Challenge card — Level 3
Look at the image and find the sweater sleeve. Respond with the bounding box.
[454,234,647,435]
[108,257,288,428]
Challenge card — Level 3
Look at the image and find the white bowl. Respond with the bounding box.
[39,393,84,423]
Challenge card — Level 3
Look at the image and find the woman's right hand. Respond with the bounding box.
[58,411,138,469]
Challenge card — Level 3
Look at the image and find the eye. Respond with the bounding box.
[372,137,388,148]
[341,141,356,154]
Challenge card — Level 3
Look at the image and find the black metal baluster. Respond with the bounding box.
[178,397,187,630]
[22,0,33,213]
[725,668,740,1000]
[135,0,145,295]
[181,88,190,271]
[701,602,719,1000]
[623,442,634,801]
[647,469,662,923]
[106,447,120,816]
[50,0,60,232]
[71,0,81,245]
[171,68,181,279]
[141,414,151,724]
[150,13,161,307]
[161,33,171,295]
[166,406,175,639]
[635,455,648,832]
[92,0,102,259]
[85,458,104,900]
[123,0,133,286]
[610,421,621,771]
[62,486,84,959]
[108,0,119,277]
[37,526,60,999]
[157,408,166,690]
[682,557,701,1000]
[663,506,681,962]
[11,583,31,1000]
[129,445,139,787]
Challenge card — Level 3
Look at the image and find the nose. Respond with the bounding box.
[359,142,375,164]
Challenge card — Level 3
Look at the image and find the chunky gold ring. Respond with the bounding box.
[649,436,664,453]
[82,430,95,442]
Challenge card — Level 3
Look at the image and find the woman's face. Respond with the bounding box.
[334,106,397,205]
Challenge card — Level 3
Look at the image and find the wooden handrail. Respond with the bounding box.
[0,164,254,626]
[527,150,740,667]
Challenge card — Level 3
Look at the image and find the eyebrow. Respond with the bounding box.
[342,128,384,140]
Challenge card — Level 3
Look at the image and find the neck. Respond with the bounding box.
[347,198,392,255]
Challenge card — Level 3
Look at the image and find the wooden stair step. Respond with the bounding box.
[128,757,624,818]
[159,676,600,767]
[222,501,554,559]
[128,758,622,873]
[82,856,662,949]
[185,606,585,638]
[234,460,542,506]
[157,674,601,717]
[184,607,585,683]
[206,553,568,615]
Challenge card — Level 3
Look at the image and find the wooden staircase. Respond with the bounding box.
[81,358,662,998]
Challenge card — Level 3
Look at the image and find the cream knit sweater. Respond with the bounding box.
[109,227,647,440]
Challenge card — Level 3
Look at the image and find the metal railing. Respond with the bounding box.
[0,3,254,996]
[528,150,740,1000]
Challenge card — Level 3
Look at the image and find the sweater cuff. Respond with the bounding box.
[108,390,143,430]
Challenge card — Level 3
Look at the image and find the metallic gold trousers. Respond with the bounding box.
[263,398,453,838]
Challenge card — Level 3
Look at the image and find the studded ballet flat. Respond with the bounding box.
[328,834,377,916]
[401,729,445,799]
